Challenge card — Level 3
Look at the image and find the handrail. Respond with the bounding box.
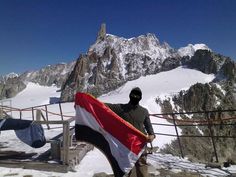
[0,102,75,165]
[1,102,236,164]
[150,110,236,163]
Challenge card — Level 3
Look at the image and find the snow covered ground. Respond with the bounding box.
[0,67,235,177]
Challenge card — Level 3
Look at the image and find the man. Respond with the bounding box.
[106,87,156,177]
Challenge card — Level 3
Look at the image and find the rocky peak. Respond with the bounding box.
[96,23,106,41]
[162,41,171,49]
[89,32,177,62]
[61,25,213,101]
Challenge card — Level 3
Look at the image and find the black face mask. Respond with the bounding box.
[130,97,140,105]
[129,93,141,105]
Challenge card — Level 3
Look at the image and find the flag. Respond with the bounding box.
[74,92,147,176]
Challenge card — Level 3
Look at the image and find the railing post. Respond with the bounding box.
[62,121,70,165]
[36,109,50,129]
[9,100,12,117]
[172,113,184,158]
[20,110,22,120]
[59,102,64,121]
[32,107,34,121]
[0,106,3,118]
[206,112,219,162]
[45,105,49,121]
[36,110,41,121]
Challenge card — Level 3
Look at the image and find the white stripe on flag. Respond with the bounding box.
[75,105,144,173]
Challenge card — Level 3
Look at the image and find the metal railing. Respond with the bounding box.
[2,102,236,164]
[150,109,236,163]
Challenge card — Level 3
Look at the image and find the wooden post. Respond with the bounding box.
[59,102,64,121]
[62,121,70,165]
[20,110,22,120]
[45,105,49,122]
[9,100,12,117]
[32,107,34,121]
[40,111,50,130]
[51,140,61,160]
[0,107,3,118]
[0,101,3,118]
[36,110,41,121]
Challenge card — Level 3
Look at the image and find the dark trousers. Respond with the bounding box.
[128,153,148,177]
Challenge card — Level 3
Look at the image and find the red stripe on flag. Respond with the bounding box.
[75,92,147,155]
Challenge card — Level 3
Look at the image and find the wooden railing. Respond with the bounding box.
[2,101,236,165]
[0,102,75,165]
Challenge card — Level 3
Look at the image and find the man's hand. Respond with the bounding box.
[147,134,156,142]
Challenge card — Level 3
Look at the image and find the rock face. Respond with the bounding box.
[0,61,75,100]
[20,61,75,87]
[0,76,26,99]
[97,23,106,41]
[60,25,210,101]
[185,50,218,74]
[184,50,236,82]
[157,54,236,163]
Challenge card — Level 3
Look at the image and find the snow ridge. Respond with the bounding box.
[178,43,210,57]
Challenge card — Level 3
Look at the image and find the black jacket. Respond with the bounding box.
[106,102,154,135]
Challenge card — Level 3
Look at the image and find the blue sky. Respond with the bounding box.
[0,0,235,75]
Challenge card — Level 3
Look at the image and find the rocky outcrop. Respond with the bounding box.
[157,49,236,162]
[20,61,75,87]
[185,50,218,74]
[60,50,126,101]
[218,58,236,82]
[158,80,236,163]
[161,57,182,72]
[97,23,106,41]
[0,76,26,99]
[185,50,236,83]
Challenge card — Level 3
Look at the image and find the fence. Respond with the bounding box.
[150,109,236,163]
[0,99,12,118]
[1,101,236,165]
[0,101,75,165]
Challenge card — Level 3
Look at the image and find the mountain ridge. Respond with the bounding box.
[1,24,236,169]
[60,25,212,101]
[0,24,233,101]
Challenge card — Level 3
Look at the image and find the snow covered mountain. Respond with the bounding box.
[1,23,236,177]
[0,61,75,99]
[0,24,213,101]
[0,68,235,177]
[20,61,75,87]
[60,24,211,101]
